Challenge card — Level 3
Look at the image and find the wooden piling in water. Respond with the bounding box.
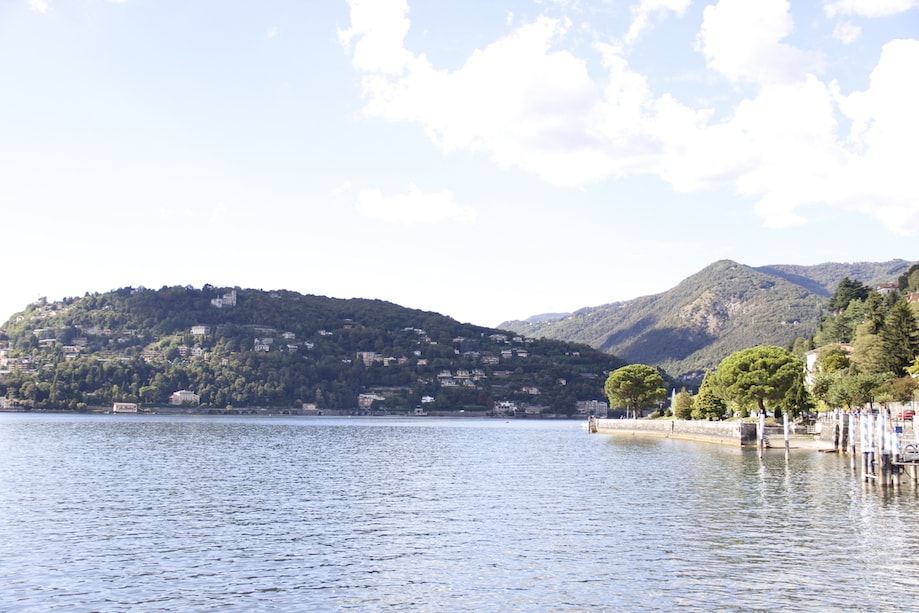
[783,412,790,458]
[847,410,916,487]
[861,413,874,481]
[849,412,857,470]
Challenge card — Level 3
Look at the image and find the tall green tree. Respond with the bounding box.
[691,372,727,420]
[861,290,887,334]
[828,277,869,313]
[906,356,919,378]
[898,264,919,291]
[815,299,866,346]
[851,325,886,374]
[672,388,693,420]
[809,371,837,408]
[714,346,802,417]
[604,364,666,419]
[776,365,813,418]
[880,298,919,375]
[826,372,886,410]
[875,376,919,406]
[816,345,851,373]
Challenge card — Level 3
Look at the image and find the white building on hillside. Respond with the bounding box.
[170,390,200,405]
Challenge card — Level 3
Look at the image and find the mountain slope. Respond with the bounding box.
[0,286,626,413]
[501,259,915,381]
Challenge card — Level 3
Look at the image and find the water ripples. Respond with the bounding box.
[2,414,919,611]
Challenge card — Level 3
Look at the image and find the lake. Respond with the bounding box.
[1,413,918,611]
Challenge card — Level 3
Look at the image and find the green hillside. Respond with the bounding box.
[0,286,625,414]
[501,259,916,382]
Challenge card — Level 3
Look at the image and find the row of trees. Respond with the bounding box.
[605,345,808,420]
[807,273,919,413]
[605,269,919,419]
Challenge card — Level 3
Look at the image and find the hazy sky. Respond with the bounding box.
[2,0,917,327]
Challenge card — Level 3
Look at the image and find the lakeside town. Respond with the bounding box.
[0,287,621,417]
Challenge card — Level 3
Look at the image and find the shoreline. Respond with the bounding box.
[0,407,586,420]
[590,417,837,450]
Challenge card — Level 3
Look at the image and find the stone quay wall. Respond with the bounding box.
[593,418,758,446]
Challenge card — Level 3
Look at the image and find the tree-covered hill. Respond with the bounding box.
[501,259,917,382]
[0,286,626,414]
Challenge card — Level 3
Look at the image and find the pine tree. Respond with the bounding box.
[673,388,693,420]
[691,371,727,420]
[828,277,869,313]
[880,299,919,375]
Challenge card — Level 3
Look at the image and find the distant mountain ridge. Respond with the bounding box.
[500,259,916,382]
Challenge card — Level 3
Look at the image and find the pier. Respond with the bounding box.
[589,412,919,488]
[589,417,759,447]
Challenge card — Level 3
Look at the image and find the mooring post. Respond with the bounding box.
[861,412,873,480]
[876,412,886,486]
[882,424,890,487]
[890,425,901,488]
[849,411,857,470]
[840,411,848,450]
[758,411,765,458]
[783,412,790,457]
[886,413,894,486]
[588,415,598,433]
[833,411,840,451]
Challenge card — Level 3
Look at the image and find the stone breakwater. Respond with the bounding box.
[593,418,760,447]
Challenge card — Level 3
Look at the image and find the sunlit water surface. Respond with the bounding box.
[1,413,918,611]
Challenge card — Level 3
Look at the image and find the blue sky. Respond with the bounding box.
[1,0,917,327]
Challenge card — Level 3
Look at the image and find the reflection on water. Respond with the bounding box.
[1,413,918,611]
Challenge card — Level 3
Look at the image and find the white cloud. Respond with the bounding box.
[695,0,823,85]
[625,0,693,45]
[732,76,844,228]
[732,39,919,232]
[832,21,862,44]
[824,0,919,18]
[834,39,919,233]
[268,26,280,39]
[338,0,413,74]
[341,0,919,234]
[28,0,50,13]
[329,181,353,200]
[354,184,477,225]
[356,16,613,185]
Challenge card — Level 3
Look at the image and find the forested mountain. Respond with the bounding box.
[501,259,916,382]
[0,286,625,414]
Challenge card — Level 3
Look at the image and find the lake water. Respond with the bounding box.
[1,413,918,612]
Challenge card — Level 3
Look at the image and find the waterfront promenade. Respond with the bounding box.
[591,414,919,487]
[592,417,765,447]
[589,415,915,451]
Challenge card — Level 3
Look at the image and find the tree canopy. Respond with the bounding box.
[0,286,627,413]
[692,371,727,420]
[672,388,693,420]
[604,364,667,419]
[880,299,919,375]
[827,277,869,313]
[714,346,803,417]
